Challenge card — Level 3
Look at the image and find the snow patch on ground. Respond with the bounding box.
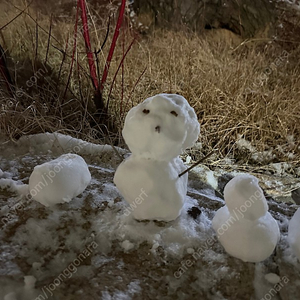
[0,133,299,299]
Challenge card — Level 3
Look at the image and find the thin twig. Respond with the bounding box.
[0,1,33,31]
[45,14,53,65]
[57,35,69,83]
[34,14,38,70]
[9,2,62,46]
[178,150,215,178]
[106,37,136,111]
[123,66,147,117]
[63,2,80,100]
[97,17,110,54]
[120,25,125,116]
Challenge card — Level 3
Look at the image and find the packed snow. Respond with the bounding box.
[29,154,91,207]
[114,94,200,221]
[288,207,300,260]
[0,132,299,299]
[121,93,200,161]
[212,174,280,262]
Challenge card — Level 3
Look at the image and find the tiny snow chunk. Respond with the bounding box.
[154,234,161,240]
[264,273,281,284]
[121,240,134,251]
[186,155,191,164]
[24,275,36,289]
[32,262,42,270]
[151,242,160,251]
[187,248,195,254]
[29,153,91,206]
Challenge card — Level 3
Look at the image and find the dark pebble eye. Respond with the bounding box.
[143,109,150,114]
[170,111,178,117]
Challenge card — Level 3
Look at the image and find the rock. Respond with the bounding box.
[291,188,300,205]
[187,206,202,219]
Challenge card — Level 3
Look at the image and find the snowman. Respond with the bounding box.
[212,174,280,262]
[288,207,300,260]
[114,93,200,221]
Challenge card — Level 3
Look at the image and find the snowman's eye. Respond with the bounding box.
[170,111,178,117]
[143,109,150,114]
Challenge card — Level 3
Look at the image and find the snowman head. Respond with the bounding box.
[122,93,200,161]
[224,174,268,221]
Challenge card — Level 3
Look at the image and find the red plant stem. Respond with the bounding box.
[120,25,125,116]
[106,37,136,111]
[78,0,99,90]
[100,0,126,92]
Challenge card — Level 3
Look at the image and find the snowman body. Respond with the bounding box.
[114,156,187,221]
[212,174,280,262]
[114,94,200,221]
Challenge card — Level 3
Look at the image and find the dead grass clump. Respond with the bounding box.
[0,1,300,165]
[113,29,300,164]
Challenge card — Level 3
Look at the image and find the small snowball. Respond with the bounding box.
[187,248,195,254]
[121,240,134,251]
[186,156,191,164]
[29,153,91,206]
[154,234,161,240]
[32,262,42,270]
[264,273,280,284]
[152,242,160,250]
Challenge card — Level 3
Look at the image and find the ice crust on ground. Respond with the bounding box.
[114,94,200,221]
[1,133,299,299]
[29,153,91,206]
[288,207,300,260]
[212,174,280,262]
[18,132,121,155]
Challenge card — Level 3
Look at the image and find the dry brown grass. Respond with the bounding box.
[1,1,300,165]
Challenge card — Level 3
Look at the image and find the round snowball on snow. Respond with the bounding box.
[29,154,91,207]
[212,174,280,262]
[288,207,300,260]
[114,93,200,221]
